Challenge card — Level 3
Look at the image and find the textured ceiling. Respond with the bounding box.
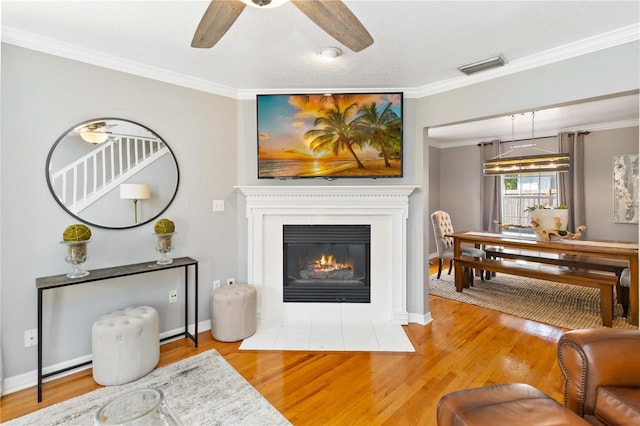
[2,1,638,143]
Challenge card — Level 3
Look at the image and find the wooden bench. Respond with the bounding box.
[483,247,628,276]
[453,256,619,327]
[483,247,629,316]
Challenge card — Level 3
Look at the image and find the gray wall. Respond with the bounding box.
[1,44,239,381]
[1,37,638,388]
[584,126,639,241]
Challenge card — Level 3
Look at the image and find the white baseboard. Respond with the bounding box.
[1,320,212,397]
[408,312,433,325]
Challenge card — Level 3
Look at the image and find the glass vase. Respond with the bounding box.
[61,240,90,278]
[155,233,174,265]
[94,388,182,426]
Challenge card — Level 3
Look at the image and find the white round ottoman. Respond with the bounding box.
[92,305,159,386]
[211,284,257,342]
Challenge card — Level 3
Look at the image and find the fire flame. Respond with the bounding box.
[312,254,352,272]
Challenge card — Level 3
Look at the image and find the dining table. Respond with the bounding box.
[447,231,639,326]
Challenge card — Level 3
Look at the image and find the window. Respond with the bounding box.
[501,172,559,234]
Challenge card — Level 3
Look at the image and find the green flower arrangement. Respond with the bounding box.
[154,218,175,265]
[154,218,175,234]
[62,224,92,242]
[61,224,91,278]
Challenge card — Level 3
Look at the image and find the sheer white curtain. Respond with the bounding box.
[558,132,586,232]
[481,140,502,231]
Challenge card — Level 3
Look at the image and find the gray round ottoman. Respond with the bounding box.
[92,305,159,386]
[211,284,257,342]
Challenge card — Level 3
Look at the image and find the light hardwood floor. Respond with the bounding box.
[0,262,567,425]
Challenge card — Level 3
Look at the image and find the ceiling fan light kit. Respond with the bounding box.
[458,55,506,75]
[240,0,287,9]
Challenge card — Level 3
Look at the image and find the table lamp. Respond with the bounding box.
[120,183,151,224]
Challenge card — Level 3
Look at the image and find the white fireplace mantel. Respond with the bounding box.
[235,185,419,324]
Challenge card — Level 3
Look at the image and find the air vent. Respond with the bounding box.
[458,55,506,75]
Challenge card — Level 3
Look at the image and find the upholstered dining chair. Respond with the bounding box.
[430,210,486,279]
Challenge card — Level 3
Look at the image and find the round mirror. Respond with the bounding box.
[46,118,179,229]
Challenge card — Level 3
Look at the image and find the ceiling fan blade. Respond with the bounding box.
[191,0,246,48]
[290,0,373,52]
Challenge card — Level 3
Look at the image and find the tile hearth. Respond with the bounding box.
[240,307,414,352]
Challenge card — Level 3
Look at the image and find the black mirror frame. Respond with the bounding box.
[46,117,180,230]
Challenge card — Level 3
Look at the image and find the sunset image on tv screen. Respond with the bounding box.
[257,93,403,178]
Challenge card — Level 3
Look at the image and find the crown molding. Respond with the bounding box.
[429,118,639,149]
[560,118,639,134]
[2,23,638,100]
[1,27,239,99]
[412,23,640,98]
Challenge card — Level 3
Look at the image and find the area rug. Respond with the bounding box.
[4,350,291,426]
[430,273,635,330]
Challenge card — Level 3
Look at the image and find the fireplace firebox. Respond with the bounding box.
[283,225,370,303]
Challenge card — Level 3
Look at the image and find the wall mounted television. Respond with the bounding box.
[257,92,403,179]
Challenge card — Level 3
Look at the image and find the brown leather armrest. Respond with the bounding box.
[557,328,640,416]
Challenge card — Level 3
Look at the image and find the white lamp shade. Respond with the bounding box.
[120,183,151,200]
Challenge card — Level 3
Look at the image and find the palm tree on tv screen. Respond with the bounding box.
[354,102,401,168]
[304,101,366,169]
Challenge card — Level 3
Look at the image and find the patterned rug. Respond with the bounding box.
[430,273,635,330]
[4,350,290,426]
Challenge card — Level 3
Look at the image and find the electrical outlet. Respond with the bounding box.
[213,280,221,290]
[169,289,178,304]
[227,278,235,285]
[24,329,38,347]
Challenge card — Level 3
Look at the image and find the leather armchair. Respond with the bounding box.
[557,328,640,425]
[437,328,640,426]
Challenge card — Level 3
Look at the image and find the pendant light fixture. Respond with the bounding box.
[483,112,571,176]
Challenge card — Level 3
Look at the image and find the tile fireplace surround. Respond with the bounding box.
[235,185,419,330]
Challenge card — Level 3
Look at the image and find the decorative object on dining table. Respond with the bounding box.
[154,218,175,265]
[61,223,92,278]
[94,388,181,426]
[494,204,586,241]
[525,204,568,231]
[494,219,586,241]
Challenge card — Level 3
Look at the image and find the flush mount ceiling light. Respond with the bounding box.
[316,46,343,60]
[458,55,506,75]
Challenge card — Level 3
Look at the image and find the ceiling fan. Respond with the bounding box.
[191,0,374,52]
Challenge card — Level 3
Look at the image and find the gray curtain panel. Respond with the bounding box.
[558,132,586,233]
[481,140,502,231]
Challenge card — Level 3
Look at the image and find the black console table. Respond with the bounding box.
[35,256,198,402]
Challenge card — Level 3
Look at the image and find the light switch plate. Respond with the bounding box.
[212,200,225,212]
